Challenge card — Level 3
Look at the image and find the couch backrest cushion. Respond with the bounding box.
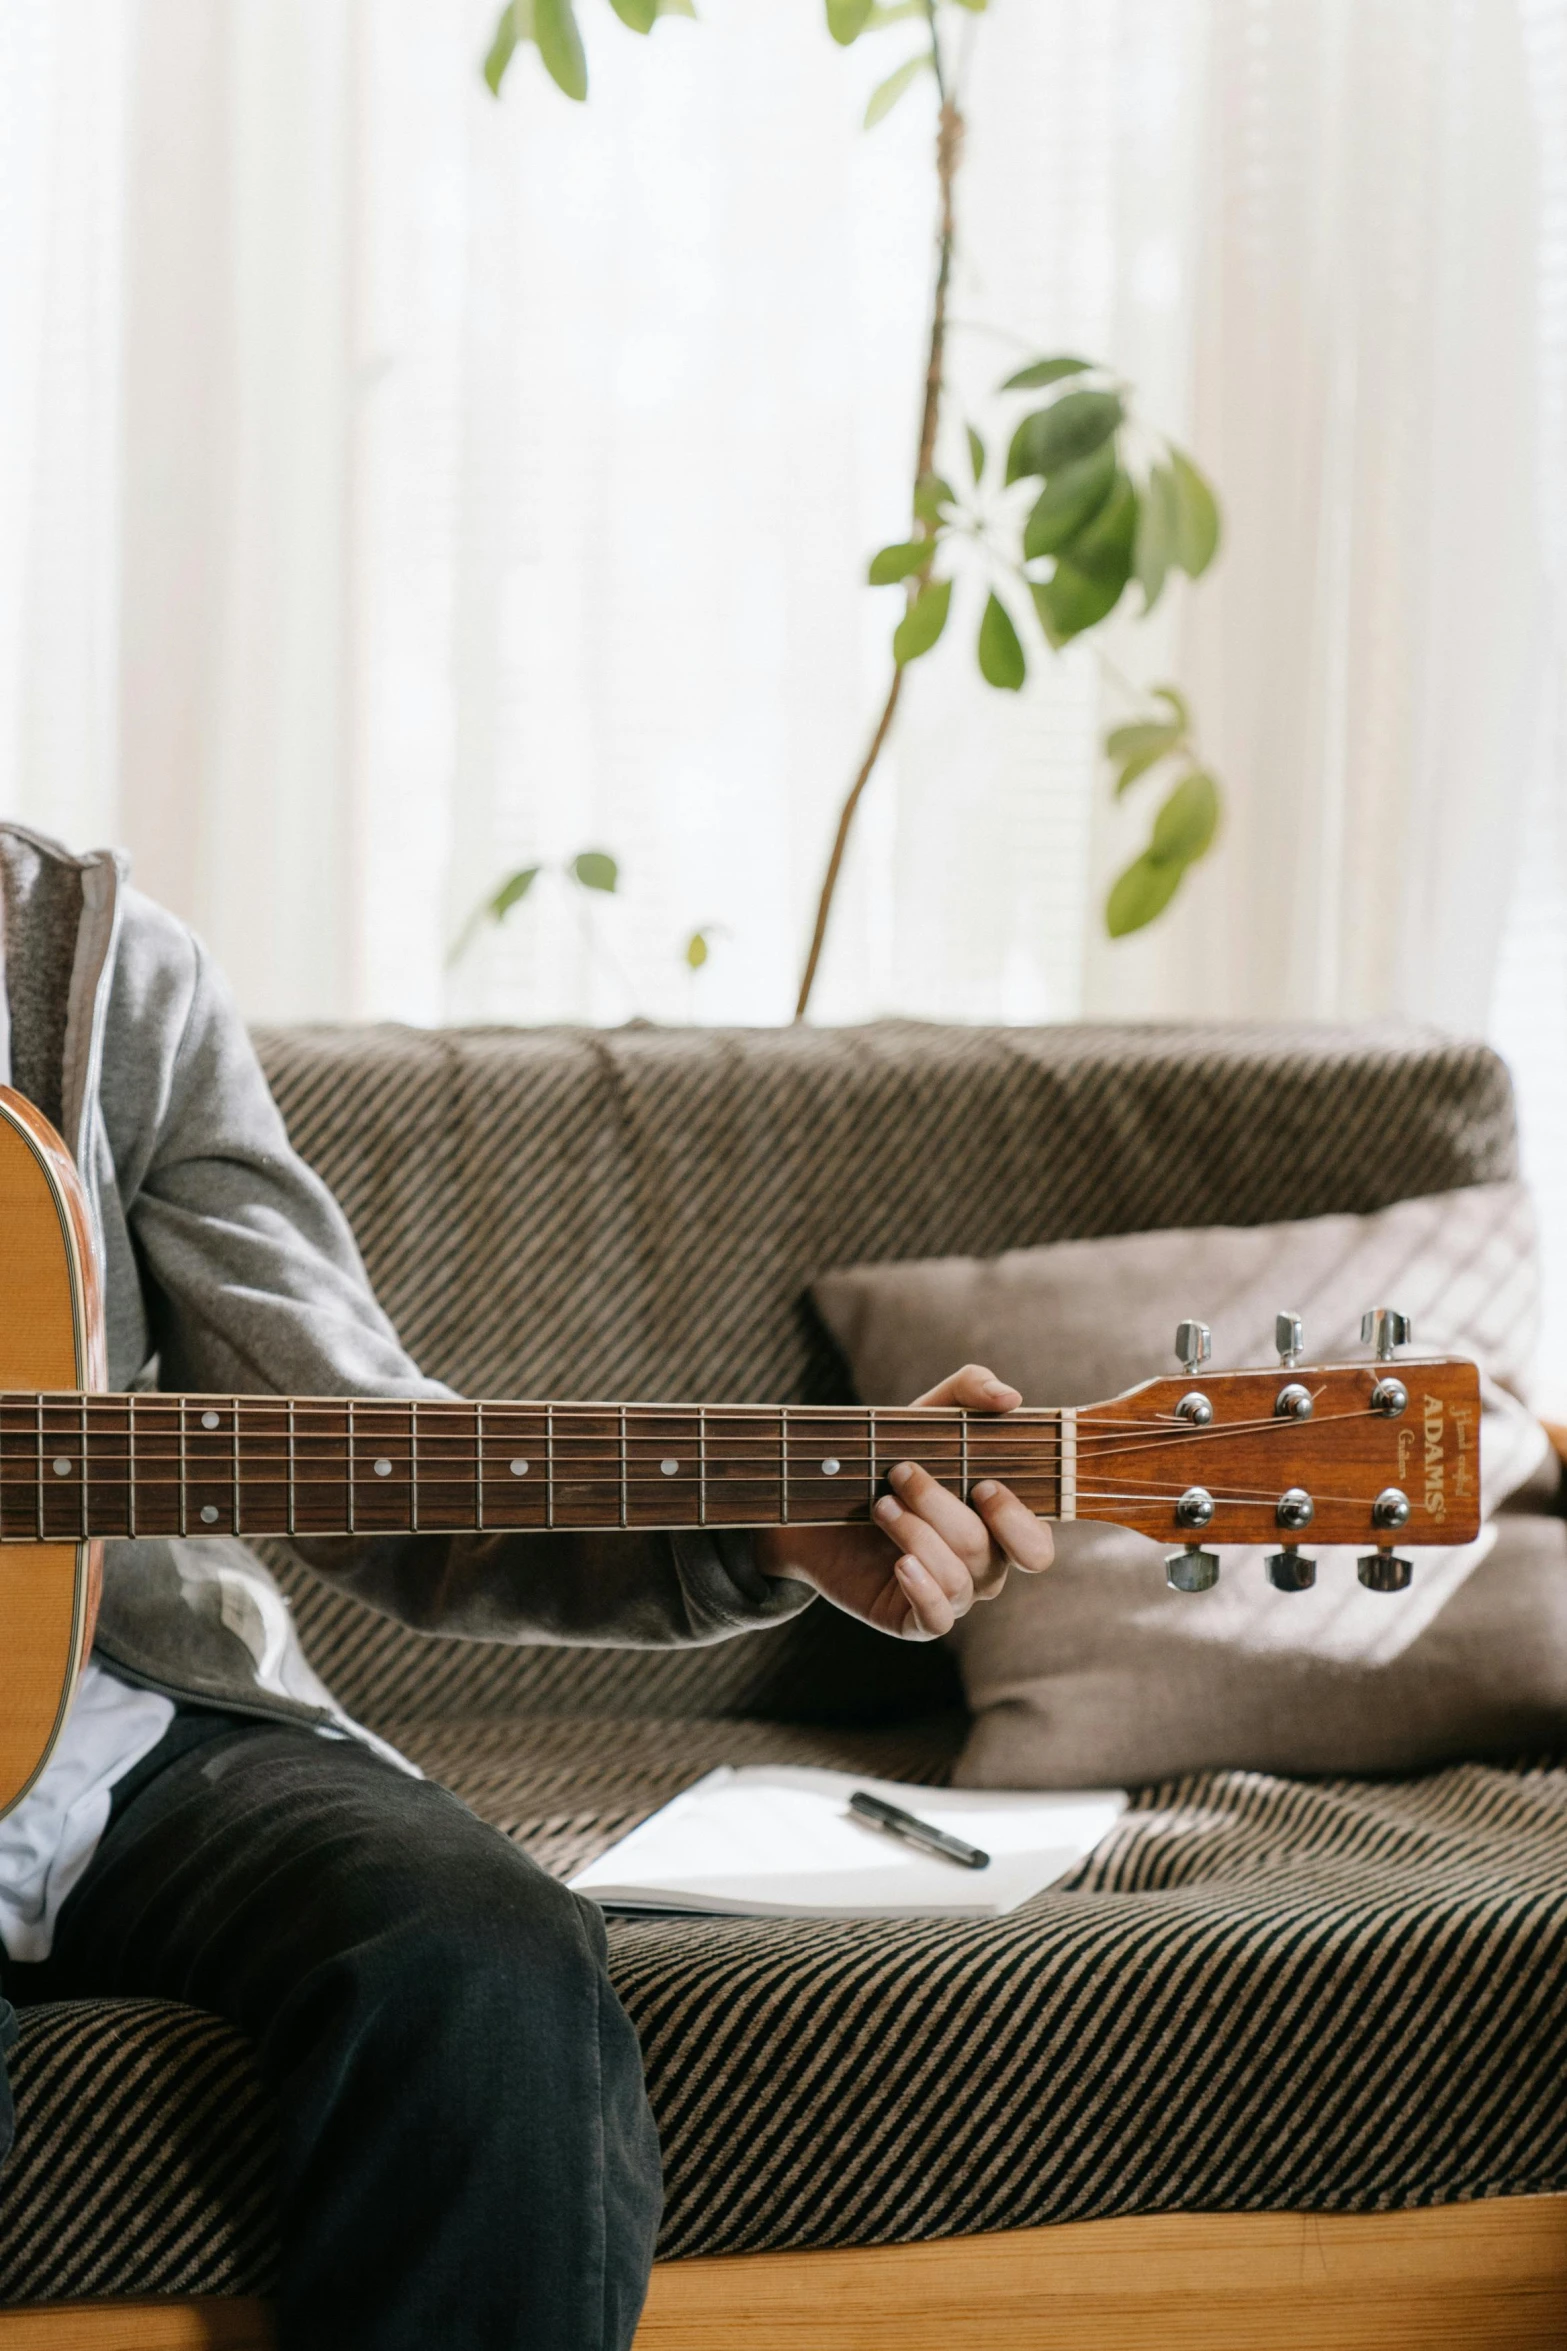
[252,1020,1517,1728]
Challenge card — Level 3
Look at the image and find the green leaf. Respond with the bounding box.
[1021,440,1116,558]
[572,850,619,893]
[1031,567,1112,648]
[1169,449,1221,576]
[1000,355,1092,393]
[655,0,698,13]
[947,0,989,12]
[534,0,588,97]
[1029,473,1138,645]
[1066,470,1138,577]
[867,0,925,20]
[1105,767,1220,936]
[865,50,934,126]
[683,928,710,970]
[1150,768,1220,865]
[966,424,985,485]
[608,0,658,26]
[868,538,934,585]
[1106,850,1186,937]
[1115,746,1178,796]
[827,0,875,41]
[912,473,956,525]
[489,865,541,919]
[1152,681,1190,731]
[1005,390,1124,485]
[1105,719,1179,763]
[977,593,1026,691]
[1135,462,1180,612]
[1105,720,1182,795]
[483,3,523,93]
[447,859,539,965]
[893,576,952,664]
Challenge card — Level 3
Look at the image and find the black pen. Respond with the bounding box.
[848,1790,990,1871]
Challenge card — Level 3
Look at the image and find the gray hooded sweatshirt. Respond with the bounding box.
[0,823,807,1732]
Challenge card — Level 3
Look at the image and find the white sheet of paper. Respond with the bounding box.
[568,1766,1127,1919]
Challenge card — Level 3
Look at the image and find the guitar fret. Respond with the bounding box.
[960,1411,969,1500]
[34,1397,42,1542]
[178,1398,187,1538]
[475,1400,485,1532]
[546,1403,555,1529]
[128,1394,137,1538]
[78,1392,88,1541]
[410,1401,420,1534]
[231,1400,241,1536]
[346,1399,356,1535]
[779,1412,788,1524]
[867,1409,877,1508]
[286,1399,297,1537]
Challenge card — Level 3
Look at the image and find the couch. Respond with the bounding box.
[1,1018,1565,2349]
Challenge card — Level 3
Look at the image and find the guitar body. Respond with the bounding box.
[0,1089,104,1816]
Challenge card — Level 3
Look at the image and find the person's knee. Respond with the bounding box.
[345,1850,640,2109]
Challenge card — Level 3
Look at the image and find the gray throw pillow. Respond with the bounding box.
[812,1182,1564,1786]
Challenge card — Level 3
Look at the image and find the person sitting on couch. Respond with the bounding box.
[0,824,1053,2351]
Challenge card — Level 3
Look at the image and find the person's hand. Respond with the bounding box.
[753,1363,1053,1640]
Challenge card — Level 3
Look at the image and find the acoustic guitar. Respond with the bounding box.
[0,1085,1482,1816]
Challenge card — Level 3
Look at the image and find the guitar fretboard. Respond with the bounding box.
[0,1397,1067,1542]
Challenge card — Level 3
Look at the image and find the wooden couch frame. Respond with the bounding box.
[3,2195,1566,2347]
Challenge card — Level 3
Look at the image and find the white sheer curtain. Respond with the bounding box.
[0,2,1561,1083]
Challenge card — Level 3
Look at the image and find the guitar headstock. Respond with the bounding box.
[1075,1309,1481,1594]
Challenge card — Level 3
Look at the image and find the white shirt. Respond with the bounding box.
[0,1664,175,1962]
[0,1625,418,1964]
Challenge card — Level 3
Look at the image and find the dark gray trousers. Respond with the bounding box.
[13,1714,662,2351]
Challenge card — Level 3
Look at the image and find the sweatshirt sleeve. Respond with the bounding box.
[120,920,811,1648]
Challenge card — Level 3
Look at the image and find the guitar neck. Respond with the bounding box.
[0,1396,1069,1543]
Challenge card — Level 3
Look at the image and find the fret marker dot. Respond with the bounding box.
[509,1459,529,1477]
[373,1458,392,1478]
[660,1458,679,1476]
[201,1411,220,1431]
[821,1457,841,1477]
[200,1505,219,1524]
[51,1457,71,1478]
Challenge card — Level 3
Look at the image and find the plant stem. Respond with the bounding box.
[794,40,963,1021]
[793,665,906,1019]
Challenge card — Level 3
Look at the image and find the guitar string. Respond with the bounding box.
[0,1403,1384,1466]
[0,1390,1391,1435]
[0,1451,1397,1502]
[0,1453,1385,1499]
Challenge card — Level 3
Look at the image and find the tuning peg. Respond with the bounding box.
[1358,1552,1413,1593]
[1275,1312,1304,1368]
[1360,1307,1412,1362]
[1167,1546,1219,1592]
[1175,1320,1212,1376]
[1266,1547,1317,1592]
